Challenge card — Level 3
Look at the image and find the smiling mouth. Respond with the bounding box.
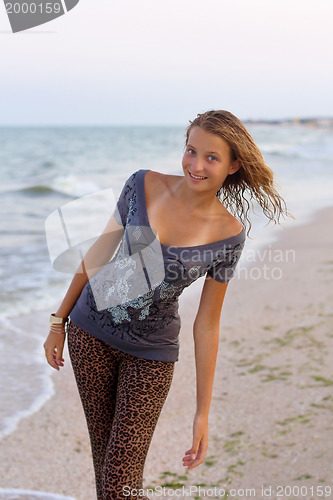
[189,172,208,180]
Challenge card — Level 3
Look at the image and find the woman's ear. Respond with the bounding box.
[228,160,241,175]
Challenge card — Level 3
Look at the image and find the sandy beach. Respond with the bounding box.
[0,206,332,500]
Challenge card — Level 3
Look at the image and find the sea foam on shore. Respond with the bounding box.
[0,488,76,500]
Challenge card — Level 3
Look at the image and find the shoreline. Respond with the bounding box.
[1,205,332,499]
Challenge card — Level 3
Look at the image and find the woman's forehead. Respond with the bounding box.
[187,126,230,152]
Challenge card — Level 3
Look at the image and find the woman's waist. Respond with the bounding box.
[74,285,180,329]
[71,299,181,346]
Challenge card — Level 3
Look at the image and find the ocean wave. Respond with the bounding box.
[0,280,70,320]
[20,185,69,196]
[260,143,308,159]
[263,149,302,158]
[0,316,55,441]
[259,140,333,161]
[0,489,76,500]
[6,176,101,198]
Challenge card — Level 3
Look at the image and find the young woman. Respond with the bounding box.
[44,110,288,500]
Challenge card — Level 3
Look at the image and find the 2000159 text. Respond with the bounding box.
[5,2,61,14]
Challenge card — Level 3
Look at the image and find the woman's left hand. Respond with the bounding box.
[182,413,208,469]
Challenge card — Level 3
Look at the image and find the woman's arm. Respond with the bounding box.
[43,214,124,371]
[182,277,228,469]
[55,215,124,318]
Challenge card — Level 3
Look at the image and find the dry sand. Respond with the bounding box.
[1,207,332,500]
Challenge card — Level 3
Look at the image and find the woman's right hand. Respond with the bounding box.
[43,329,66,371]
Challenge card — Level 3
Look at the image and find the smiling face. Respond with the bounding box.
[182,126,240,195]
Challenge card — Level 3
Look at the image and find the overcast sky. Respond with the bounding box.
[0,0,332,125]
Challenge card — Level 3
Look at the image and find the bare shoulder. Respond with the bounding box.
[225,213,244,237]
[145,169,163,188]
[213,200,244,239]
[145,169,181,196]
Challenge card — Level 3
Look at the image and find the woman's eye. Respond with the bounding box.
[208,155,217,161]
[188,149,195,155]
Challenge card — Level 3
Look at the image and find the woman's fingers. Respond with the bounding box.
[184,440,198,463]
[183,442,206,469]
[188,440,206,468]
[52,351,65,367]
[43,331,66,371]
[182,450,196,466]
[47,352,60,370]
[182,418,209,469]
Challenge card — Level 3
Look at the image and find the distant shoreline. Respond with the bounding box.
[1,117,333,128]
[245,117,333,128]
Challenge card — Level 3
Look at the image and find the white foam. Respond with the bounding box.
[0,379,54,441]
[0,317,55,440]
[50,175,101,197]
[0,488,76,500]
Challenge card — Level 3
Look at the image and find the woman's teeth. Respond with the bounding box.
[189,172,207,180]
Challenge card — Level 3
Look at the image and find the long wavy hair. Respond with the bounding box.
[185,110,291,234]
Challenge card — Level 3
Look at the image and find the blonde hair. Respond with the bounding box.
[186,110,291,234]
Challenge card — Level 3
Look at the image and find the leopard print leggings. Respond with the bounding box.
[67,322,175,500]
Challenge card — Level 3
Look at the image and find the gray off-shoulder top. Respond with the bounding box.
[70,169,245,362]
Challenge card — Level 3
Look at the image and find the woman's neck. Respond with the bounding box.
[171,175,222,216]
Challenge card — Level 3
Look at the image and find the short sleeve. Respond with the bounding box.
[114,170,139,227]
[207,241,245,283]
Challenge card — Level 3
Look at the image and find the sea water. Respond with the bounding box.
[0,488,76,500]
[1,123,333,443]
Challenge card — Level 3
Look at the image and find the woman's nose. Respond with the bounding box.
[191,157,205,173]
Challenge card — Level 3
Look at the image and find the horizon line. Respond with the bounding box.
[0,116,332,127]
